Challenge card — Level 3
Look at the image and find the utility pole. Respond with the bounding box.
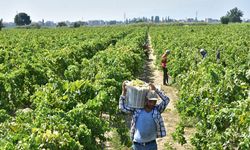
[123,12,126,24]
[195,11,198,22]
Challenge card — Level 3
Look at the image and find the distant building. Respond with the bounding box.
[3,22,16,28]
[107,20,116,25]
[178,19,186,23]
[88,20,105,26]
[186,18,195,22]
[205,18,219,23]
[38,19,45,26]
[78,21,88,26]
[243,19,250,22]
[44,21,56,27]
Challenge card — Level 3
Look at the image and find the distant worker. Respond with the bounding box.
[216,49,220,63]
[200,48,207,59]
[161,49,170,85]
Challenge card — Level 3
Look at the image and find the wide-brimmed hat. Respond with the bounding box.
[146,90,158,101]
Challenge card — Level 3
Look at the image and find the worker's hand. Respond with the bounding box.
[149,83,156,91]
[122,81,128,96]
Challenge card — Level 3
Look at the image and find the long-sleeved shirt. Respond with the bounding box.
[161,55,167,68]
[119,88,170,140]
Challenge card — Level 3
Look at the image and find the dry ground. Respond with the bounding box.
[139,36,195,150]
[105,36,195,150]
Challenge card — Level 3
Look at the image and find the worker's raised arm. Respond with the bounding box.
[119,81,134,114]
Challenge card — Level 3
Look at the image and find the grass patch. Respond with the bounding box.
[164,142,176,150]
[108,128,131,150]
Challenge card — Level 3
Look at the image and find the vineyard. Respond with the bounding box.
[0,24,249,149]
[0,26,148,149]
[150,24,250,149]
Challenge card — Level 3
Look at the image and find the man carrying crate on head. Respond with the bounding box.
[119,81,170,150]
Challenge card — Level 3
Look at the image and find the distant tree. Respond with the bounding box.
[14,12,31,26]
[220,16,229,24]
[57,22,67,27]
[72,22,81,28]
[0,19,4,30]
[155,16,160,23]
[226,7,243,23]
[151,16,154,22]
[108,20,116,25]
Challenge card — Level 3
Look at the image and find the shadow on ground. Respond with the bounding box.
[138,50,155,83]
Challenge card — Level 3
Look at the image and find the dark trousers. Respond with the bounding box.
[132,140,157,150]
[162,67,168,85]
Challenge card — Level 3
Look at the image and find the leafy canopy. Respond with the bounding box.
[221,7,244,23]
[14,12,32,26]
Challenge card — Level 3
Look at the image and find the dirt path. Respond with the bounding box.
[105,35,194,150]
[139,36,194,150]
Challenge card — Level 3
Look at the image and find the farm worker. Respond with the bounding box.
[200,48,207,59]
[119,81,170,150]
[161,49,170,85]
[216,49,220,63]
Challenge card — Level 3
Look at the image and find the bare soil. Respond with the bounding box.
[105,36,195,150]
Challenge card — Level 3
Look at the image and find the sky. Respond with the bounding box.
[1,0,250,22]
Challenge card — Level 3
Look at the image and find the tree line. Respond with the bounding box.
[0,7,246,30]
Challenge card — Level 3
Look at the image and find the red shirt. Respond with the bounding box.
[161,56,167,68]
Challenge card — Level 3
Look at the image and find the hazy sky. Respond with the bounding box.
[1,0,250,22]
